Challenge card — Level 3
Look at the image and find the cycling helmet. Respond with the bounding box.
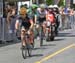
[40,4,46,8]
[31,4,38,9]
[48,5,53,8]
[53,5,58,8]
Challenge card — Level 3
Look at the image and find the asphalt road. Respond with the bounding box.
[0,28,75,63]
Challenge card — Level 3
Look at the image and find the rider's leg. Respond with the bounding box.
[42,23,46,37]
[21,29,26,46]
[29,30,34,45]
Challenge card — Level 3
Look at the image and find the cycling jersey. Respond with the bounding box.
[46,12,55,23]
[18,15,31,29]
[38,10,47,23]
[27,8,39,23]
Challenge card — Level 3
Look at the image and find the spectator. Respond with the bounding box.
[69,8,75,28]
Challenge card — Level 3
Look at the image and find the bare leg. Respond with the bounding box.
[21,30,26,46]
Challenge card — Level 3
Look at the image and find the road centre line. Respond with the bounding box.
[35,44,75,63]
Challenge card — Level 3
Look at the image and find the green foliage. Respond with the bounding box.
[46,0,53,5]
[58,0,65,7]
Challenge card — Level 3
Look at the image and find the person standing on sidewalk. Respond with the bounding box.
[6,3,16,42]
[69,8,74,29]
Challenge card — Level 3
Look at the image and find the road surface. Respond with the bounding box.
[0,28,75,63]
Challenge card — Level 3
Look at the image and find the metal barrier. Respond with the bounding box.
[1,18,12,43]
[0,17,2,41]
[59,14,75,30]
[0,17,17,43]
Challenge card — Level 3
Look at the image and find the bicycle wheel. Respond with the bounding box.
[26,43,32,57]
[31,32,35,48]
[22,46,27,59]
[32,38,35,48]
[28,47,32,57]
[46,32,50,41]
[21,34,28,59]
[40,26,43,46]
[50,25,55,41]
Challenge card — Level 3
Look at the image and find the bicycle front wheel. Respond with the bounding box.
[40,26,43,46]
[26,43,33,57]
[22,46,27,59]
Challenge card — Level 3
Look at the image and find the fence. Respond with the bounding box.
[59,14,75,30]
[0,17,17,43]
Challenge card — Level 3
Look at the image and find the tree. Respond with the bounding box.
[46,0,53,5]
[58,0,65,7]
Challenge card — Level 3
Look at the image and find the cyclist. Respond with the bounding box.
[37,4,47,38]
[27,4,38,24]
[27,4,39,39]
[53,5,60,35]
[15,6,34,47]
[45,5,56,41]
[46,5,55,23]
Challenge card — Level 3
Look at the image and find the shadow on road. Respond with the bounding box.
[46,38,65,42]
[33,47,47,50]
[42,44,56,47]
[25,54,43,59]
[54,38,65,41]
[31,54,43,57]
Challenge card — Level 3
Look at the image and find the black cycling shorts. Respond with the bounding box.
[38,17,46,23]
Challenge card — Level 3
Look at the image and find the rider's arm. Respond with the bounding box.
[34,15,37,24]
[34,11,39,24]
[46,13,48,21]
[15,19,19,30]
[30,19,34,29]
